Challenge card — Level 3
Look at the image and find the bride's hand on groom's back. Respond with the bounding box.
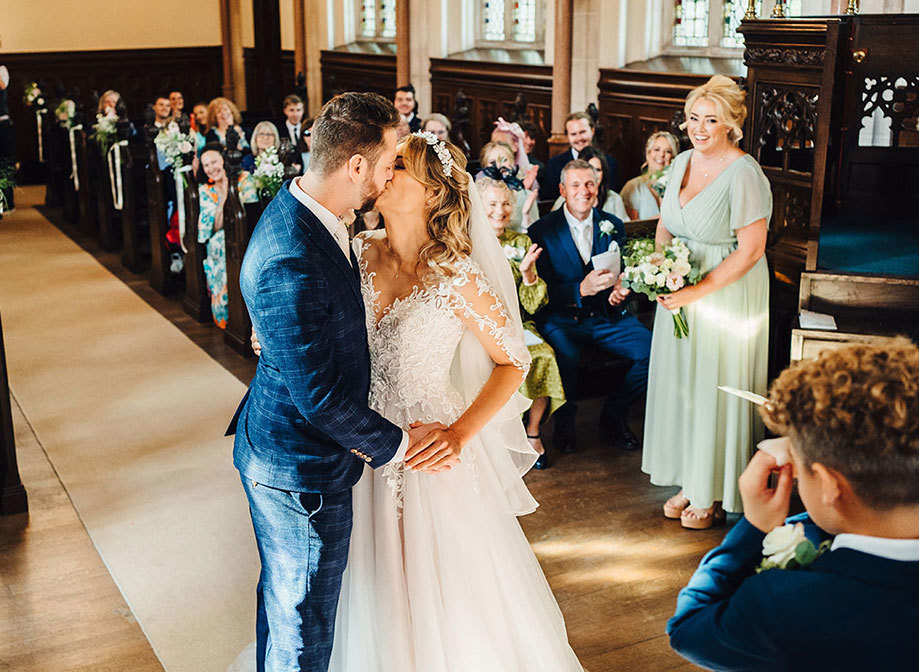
[406,422,462,473]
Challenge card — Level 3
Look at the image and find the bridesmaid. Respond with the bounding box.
[620,131,680,221]
[641,75,772,529]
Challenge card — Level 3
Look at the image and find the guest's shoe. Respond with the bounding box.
[663,491,690,519]
[606,417,640,451]
[680,503,726,530]
[528,435,551,469]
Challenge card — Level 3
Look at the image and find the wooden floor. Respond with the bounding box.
[1,187,720,671]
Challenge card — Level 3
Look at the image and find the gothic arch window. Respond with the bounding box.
[359,0,397,40]
[672,1,803,51]
[478,0,545,48]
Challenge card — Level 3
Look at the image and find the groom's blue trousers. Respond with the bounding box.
[242,477,352,672]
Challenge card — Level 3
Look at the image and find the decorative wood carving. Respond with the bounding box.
[753,85,819,173]
[858,75,919,148]
[745,47,825,67]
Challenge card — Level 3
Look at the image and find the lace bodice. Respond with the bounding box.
[354,232,529,429]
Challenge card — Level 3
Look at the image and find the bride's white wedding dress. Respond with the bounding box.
[327,231,582,671]
[229,228,582,672]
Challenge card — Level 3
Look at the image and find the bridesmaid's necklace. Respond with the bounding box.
[700,149,728,180]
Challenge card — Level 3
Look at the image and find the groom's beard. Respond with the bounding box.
[358,182,384,213]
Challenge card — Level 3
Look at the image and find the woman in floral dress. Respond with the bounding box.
[477,176,565,468]
[197,145,258,328]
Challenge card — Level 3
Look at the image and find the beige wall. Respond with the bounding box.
[0,0,221,53]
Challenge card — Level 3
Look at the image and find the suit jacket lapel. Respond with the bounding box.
[554,210,585,272]
[284,188,363,304]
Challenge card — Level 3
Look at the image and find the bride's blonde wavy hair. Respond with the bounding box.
[400,134,472,278]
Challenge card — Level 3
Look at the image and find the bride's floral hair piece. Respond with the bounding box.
[413,130,454,177]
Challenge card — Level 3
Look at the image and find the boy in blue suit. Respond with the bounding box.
[528,159,651,453]
[669,340,919,671]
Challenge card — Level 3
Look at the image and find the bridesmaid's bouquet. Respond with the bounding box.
[622,237,701,339]
[649,163,672,200]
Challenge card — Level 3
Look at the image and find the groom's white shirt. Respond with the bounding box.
[289,178,409,463]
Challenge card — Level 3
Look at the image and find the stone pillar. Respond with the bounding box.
[548,0,573,159]
[0,310,27,515]
[396,0,411,86]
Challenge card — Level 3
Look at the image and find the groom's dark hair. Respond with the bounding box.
[309,92,400,176]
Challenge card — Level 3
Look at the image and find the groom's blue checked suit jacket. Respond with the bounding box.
[668,514,919,671]
[227,181,403,494]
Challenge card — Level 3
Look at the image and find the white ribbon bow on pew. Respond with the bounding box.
[36,109,47,163]
[175,164,193,254]
[68,124,83,191]
[107,139,129,211]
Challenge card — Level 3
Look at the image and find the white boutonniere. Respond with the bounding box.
[503,244,525,262]
[598,220,617,251]
[756,522,832,573]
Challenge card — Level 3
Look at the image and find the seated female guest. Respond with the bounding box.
[421,113,451,142]
[641,75,772,529]
[477,176,565,469]
[97,89,123,117]
[191,101,209,155]
[196,144,258,328]
[205,97,249,151]
[479,140,540,231]
[551,146,627,222]
[621,131,679,221]
[246,120,280,172]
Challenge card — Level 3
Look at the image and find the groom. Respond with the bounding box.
[227,92,445,671]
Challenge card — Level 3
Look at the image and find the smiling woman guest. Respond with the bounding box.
[620,131,680,221]
[641,75,773,529]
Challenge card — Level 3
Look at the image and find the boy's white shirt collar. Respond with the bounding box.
[831,533,919,562]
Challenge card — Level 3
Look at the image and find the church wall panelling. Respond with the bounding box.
[320,46,397,104]
[429,55,553,165]
[243,48,297,116]
[3,47,223,172]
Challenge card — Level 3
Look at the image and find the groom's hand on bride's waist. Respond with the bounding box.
[406,422,462,473]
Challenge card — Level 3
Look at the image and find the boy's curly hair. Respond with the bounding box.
[761,338,919,509]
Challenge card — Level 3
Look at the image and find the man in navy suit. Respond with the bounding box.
[227,93,447,672]
[669,341,919,671]
[542,111,619,199]
[528,160,651,453]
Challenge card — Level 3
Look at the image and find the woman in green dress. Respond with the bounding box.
[641,76,772,529]
[477,176,565,469]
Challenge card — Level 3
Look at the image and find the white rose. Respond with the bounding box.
[599,221,615,236]
[179,141,193,154]
[762,523,807,568]
[643,271,657,285]
[655,272,667,287]
[673,259,692,276]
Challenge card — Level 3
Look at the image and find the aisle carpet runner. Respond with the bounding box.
[0,195,258,671]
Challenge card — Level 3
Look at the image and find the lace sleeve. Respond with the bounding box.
[446,258,531,376]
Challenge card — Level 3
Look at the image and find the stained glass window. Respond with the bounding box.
[721,1,761,48]
[359,0,396,40]
[673,0,710,48]
[481,0,541,44]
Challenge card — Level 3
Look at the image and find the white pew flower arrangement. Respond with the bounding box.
[252,146,284,199]
[93,109,119,155]
[154,121,194,181]
[55,99,76,129]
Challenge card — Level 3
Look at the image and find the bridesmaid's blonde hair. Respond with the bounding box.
[681,75,747,145]
[400,134,472,278]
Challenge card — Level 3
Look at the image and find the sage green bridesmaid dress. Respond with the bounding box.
[641,150,772,513]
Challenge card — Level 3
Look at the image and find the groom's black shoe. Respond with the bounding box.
[604,416,640,451]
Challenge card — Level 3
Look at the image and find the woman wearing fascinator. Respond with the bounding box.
[478,139,540,231]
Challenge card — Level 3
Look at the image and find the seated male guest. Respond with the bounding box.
[152,95,173,129]
[544,112,619,200]
[394,85,421,133]
[528,159,651,452]
[668,340,919,671]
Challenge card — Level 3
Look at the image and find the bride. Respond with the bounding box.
[238,132,583,671]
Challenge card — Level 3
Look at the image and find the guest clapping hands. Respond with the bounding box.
[668,340,919,671]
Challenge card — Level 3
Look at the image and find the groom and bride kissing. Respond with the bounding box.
[226,92,588,671]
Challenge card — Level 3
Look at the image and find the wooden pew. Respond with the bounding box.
[181,169,212,323]
[90,136,120,252]
[118,132,150,274]
[73,124,98,238]
[0,309,27,515]
[144,127,182,296]
[223,136,265,356]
